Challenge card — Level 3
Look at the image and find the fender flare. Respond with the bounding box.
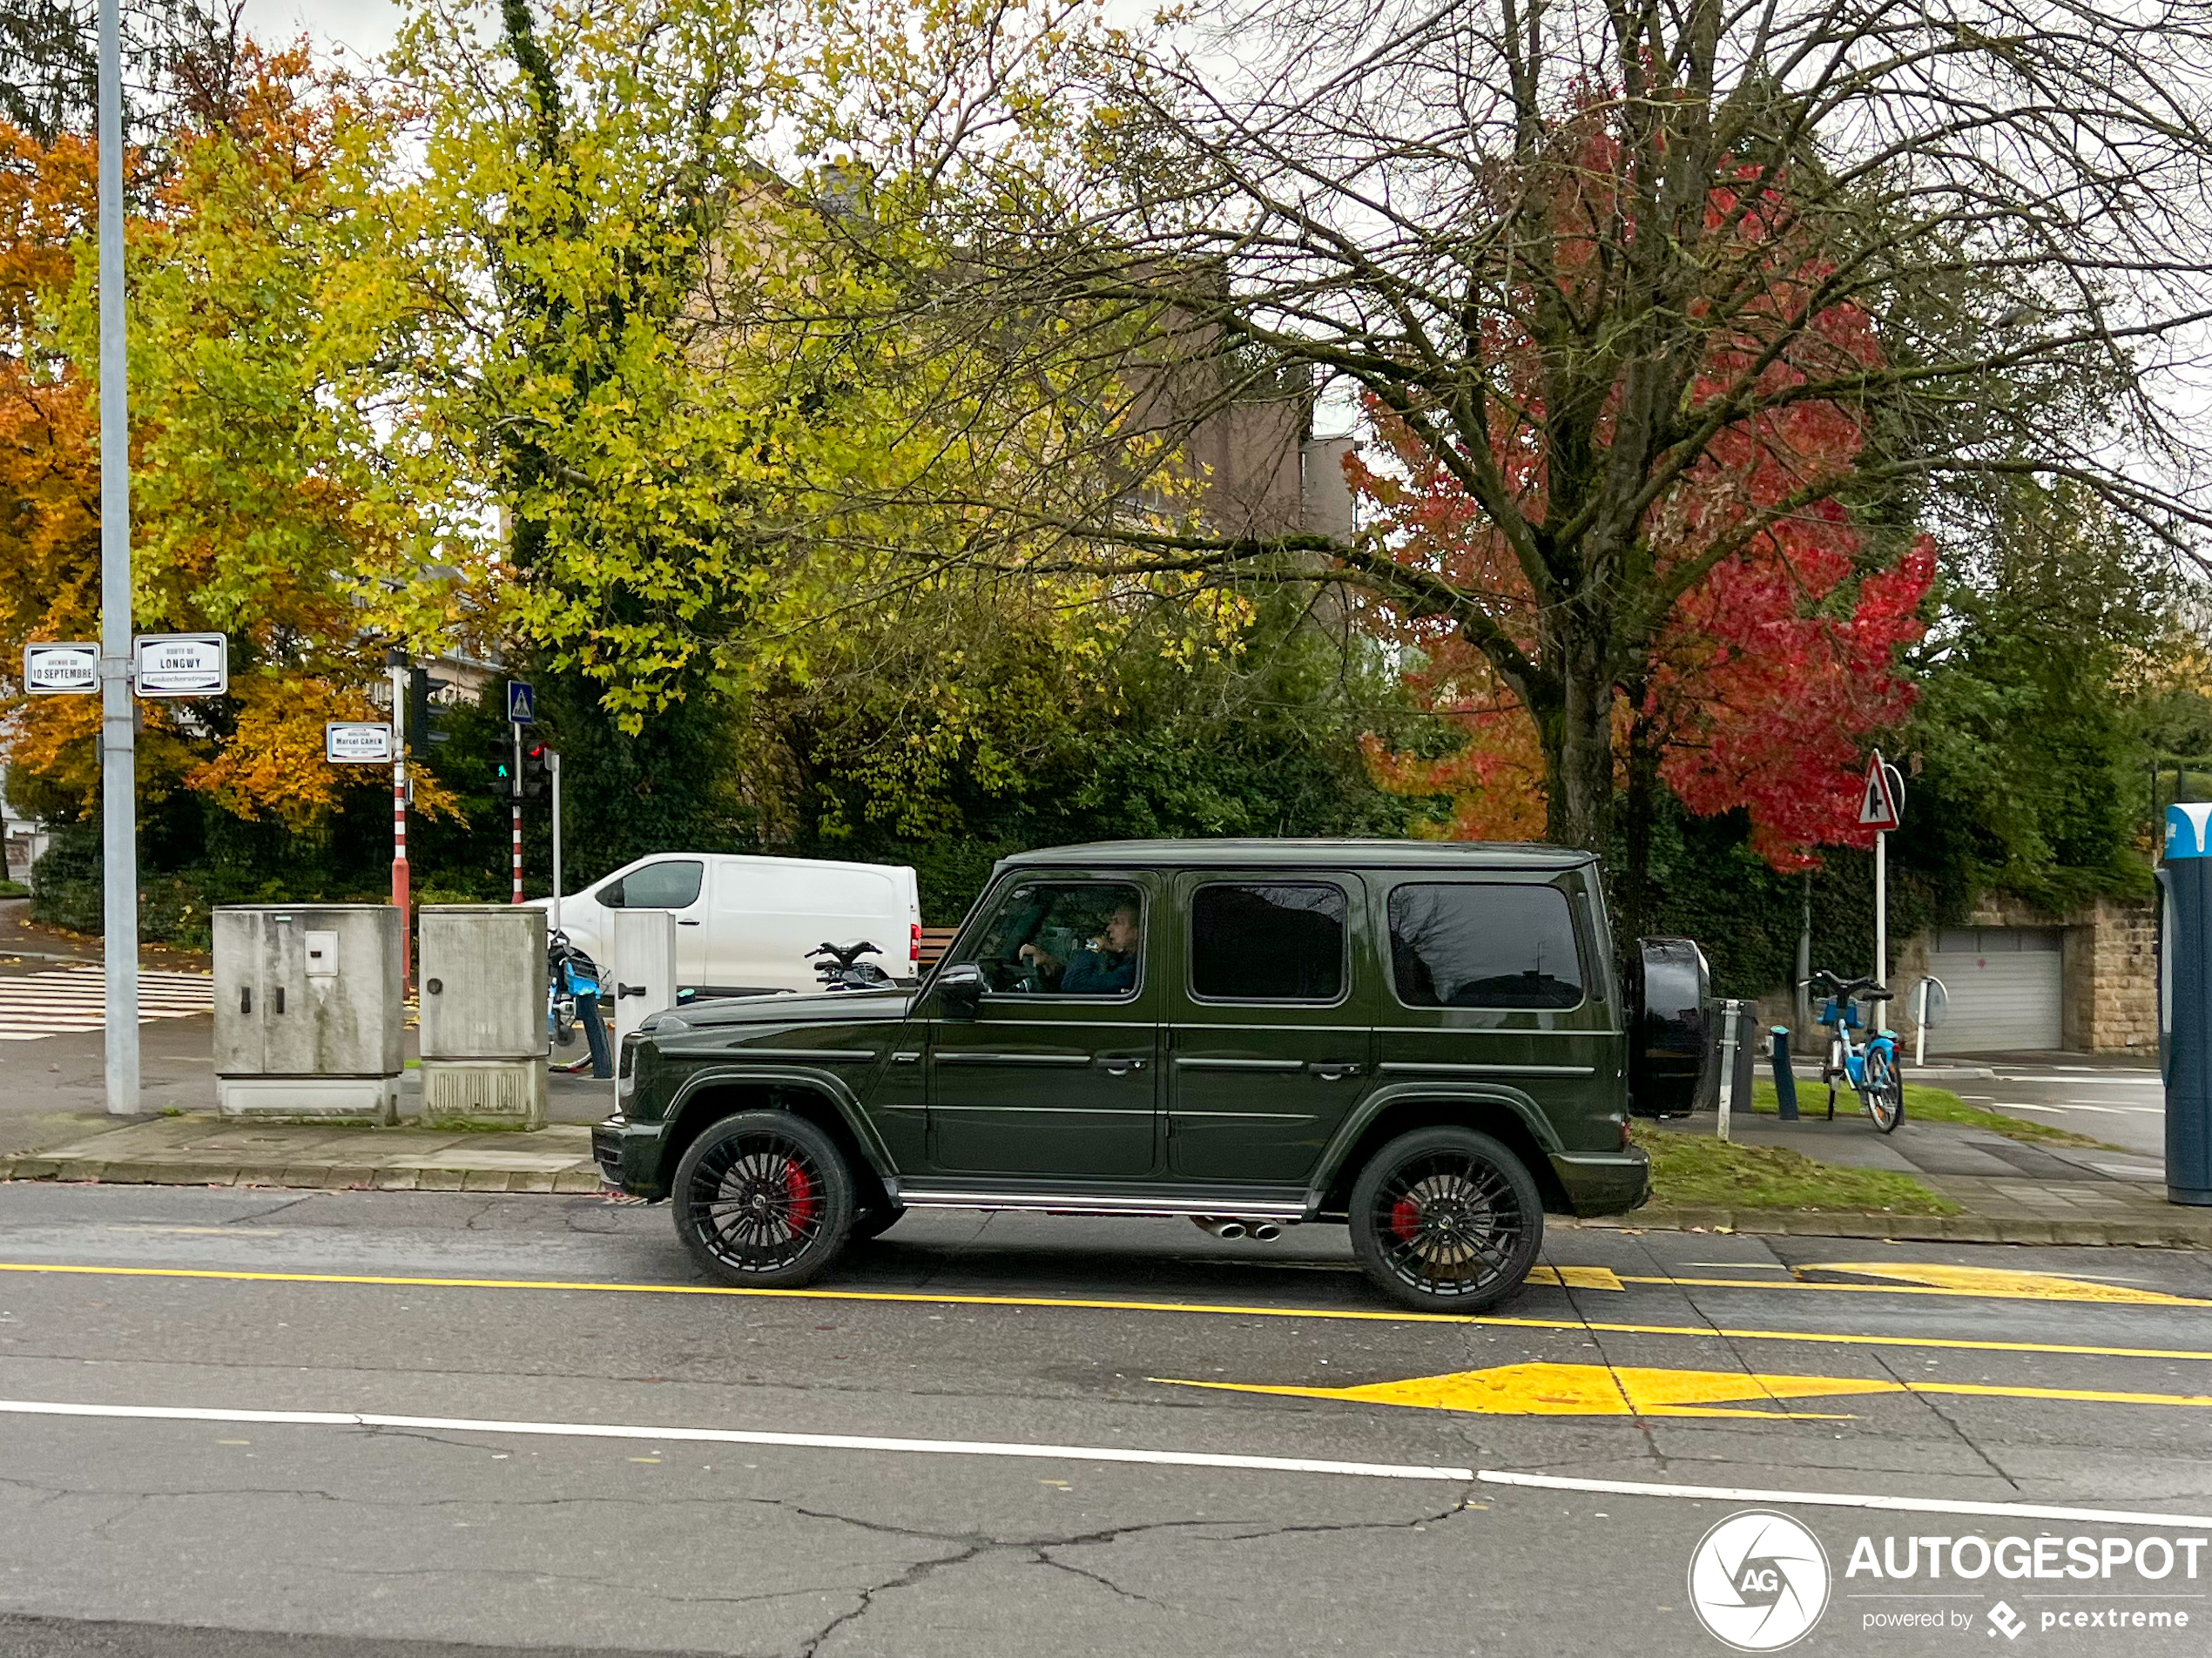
[659,1065,899,1185]
[1305,1082,1566,1210]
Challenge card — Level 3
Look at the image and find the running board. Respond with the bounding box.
[897,1189,1309,1221]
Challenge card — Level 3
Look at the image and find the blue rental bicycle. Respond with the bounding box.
[1806,968,1905,1133]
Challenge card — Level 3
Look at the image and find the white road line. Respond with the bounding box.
[17,1399,2209,1520]
[1475,1472,2212,1528]
[0,1399,1477,1484]
[1994,1101,2128,1115]
[0,968,214,1041]
[1995,1075,2162,1087]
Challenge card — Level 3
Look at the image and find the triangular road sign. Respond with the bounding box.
[1858,750,1901,829]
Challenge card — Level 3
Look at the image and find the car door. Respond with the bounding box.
[924,873,1161,1178]
[593,858,709,987]
[1166,872,1372,1184]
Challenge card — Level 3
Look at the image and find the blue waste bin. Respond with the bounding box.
[2159,805,2212,1205]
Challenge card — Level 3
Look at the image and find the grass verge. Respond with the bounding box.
[1748,1080,2120,1149]
[1632,1122,1959,1215]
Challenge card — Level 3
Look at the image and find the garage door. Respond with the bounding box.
[1925,928,2063,1053]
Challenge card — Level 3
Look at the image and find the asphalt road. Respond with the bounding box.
[1948,1055,2168,1163]
[2,1185,2210,1657]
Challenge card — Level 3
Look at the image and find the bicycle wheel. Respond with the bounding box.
[1862,1046,1905,1134]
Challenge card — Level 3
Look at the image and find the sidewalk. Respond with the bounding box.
[1602,1109,2212,1248]
[0,1114,603,1193]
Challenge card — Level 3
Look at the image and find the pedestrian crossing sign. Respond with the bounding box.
[507,680,536,725]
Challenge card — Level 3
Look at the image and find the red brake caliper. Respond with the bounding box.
[1389,1196,1422,1242]
[782,1161,818,1233]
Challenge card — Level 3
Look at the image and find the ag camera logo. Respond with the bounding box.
[1689,1510,1831,1650]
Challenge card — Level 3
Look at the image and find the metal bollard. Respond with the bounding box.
[1770,1027,1798,1120]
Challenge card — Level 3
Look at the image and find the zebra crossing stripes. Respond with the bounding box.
[0,967,216,1041]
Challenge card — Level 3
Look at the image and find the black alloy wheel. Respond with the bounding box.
[672,1109,854,1288]
[1348,1127,1544,1312]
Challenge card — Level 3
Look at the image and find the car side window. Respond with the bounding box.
[1387,883,1585,1009]
[957,881,1143,997]
[611,860,705,910]
[1190,882,1347,1001]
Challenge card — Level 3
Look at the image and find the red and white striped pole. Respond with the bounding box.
[388,651,410,993]
[510,722,524,903]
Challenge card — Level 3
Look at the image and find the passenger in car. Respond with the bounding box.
[1021,901,1141,994]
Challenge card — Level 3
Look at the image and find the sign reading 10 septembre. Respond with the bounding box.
[24,642,99,694]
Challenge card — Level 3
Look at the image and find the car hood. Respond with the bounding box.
[659,987,917,1029]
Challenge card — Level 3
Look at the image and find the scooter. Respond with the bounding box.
[807,939,895,992]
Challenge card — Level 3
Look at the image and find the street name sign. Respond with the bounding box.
[24,642,99,694]
[1858,750,1902,830]
[326,721,395,764]
[133,632,228,697]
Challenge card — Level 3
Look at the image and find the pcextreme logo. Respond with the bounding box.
[1688,1510,1833,1651]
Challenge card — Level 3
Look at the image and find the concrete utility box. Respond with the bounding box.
[212,905,404,1122]
[611,907,679,1049]
[419,905,548,1128]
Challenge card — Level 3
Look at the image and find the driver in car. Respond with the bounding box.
[1019,901,1140,994]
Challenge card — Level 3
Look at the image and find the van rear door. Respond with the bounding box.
[706,859,906,994]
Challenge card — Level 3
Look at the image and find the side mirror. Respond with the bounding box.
[936,962,985,1020]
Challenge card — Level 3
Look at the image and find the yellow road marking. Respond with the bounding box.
[1800,1262,2208,1305]
[1155,1363,2212,1419]
[1527,1265,1627,1291]
[3,1260,2209,1365]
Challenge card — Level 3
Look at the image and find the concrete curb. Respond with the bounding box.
[0,1157,605,1195]
[1575,1206,2212,1249]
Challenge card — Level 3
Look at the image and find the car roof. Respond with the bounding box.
[999,839,1596,873]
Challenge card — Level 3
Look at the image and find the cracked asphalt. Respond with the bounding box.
[1,1183,2210,1656]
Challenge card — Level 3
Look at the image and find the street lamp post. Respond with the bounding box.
[98,0,139,1115]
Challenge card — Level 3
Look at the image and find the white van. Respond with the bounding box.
[529,853,921,995]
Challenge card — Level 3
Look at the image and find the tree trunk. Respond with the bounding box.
[1617,690,1662,942]
[1534,623,1617,859]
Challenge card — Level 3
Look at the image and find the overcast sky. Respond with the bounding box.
[239,0,402,61]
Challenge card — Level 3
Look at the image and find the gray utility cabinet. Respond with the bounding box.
[419,904,549,1128]
[213,905,404,1122]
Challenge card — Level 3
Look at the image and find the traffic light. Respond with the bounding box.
[407,667,452,754]
[487,732,519,801]
[520,738,551,800]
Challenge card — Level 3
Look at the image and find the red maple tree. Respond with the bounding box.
[1349,143,1936,872]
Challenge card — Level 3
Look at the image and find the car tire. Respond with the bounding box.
[672,1110,854,1288]
[849,1203,907,1244]
[1348,1127,1544,1313]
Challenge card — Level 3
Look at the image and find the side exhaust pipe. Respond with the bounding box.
[1191,1216,1247,1240]
[1245,1220,1283,1242]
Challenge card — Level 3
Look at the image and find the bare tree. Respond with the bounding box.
[872,0,2212,853]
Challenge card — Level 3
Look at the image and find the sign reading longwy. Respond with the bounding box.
[133,632,228,698]
[24,642,99,694]
[325,721,395,764]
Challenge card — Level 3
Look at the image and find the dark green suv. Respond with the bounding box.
[596,839,1701,1311]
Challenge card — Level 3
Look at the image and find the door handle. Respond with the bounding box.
[1308,1061,1361,1080]
[1095,1056,1149,1075]
[678,919,702,927]
[618,983,651,998]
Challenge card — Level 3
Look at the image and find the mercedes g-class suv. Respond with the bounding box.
[595,839,1706,1311]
